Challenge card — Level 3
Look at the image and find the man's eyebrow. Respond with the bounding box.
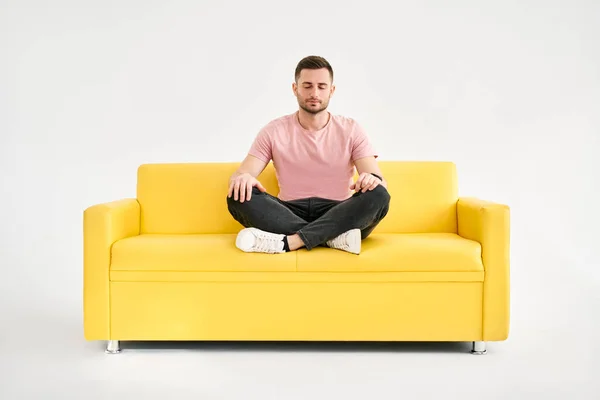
[301,82,329,85]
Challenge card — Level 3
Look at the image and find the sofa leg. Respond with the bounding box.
[471,341,487,355]
[105,340,121,354]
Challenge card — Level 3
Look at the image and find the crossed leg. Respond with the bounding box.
[226,186,391,252]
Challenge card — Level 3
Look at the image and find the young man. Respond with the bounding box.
[226,55,390,255]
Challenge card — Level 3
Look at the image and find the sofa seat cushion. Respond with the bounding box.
[297,233,483,273]
[110,233,483,282]
[111,234,297,272]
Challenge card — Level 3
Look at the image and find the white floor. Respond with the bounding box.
[1,256,599,400]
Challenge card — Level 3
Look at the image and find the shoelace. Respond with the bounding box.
[329,233,349,249]
[254,234,283,252]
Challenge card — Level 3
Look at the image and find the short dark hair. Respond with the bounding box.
[294,55,334,83]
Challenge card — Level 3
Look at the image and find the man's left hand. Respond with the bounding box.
[350,173,382,193]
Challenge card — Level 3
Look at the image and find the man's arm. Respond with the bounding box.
[353,156,387,190]
[231,154,269,179]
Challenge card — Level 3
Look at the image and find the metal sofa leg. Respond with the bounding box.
[105,340,121,354]
[471,341,487,355]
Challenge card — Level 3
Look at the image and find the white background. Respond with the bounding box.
[1,0,599,398]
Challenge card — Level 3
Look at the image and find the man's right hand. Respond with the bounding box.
[227,172,266,203]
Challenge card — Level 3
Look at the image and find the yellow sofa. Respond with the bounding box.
[83,161,510,355]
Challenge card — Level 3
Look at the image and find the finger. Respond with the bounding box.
[234,181,240,201]
[357,176,366,190]
[240,181,247,202]
[350,183,355,190]
[368,181,379,191]
[228,181,234,198]
[362,177,373,192]
[356,174,366,187]
[256,181,267,192]
[354,177,365,191]
[246,182,252,201]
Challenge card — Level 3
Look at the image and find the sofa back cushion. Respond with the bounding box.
[375,161,457,233]
[137,161,457,234]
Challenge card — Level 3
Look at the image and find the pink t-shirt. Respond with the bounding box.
[248,111,378,201]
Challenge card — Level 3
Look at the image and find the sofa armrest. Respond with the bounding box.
[83,198,140,340]
[457,197,510,341]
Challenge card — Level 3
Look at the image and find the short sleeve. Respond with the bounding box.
[351,122,378,161]
[248,127,272,162]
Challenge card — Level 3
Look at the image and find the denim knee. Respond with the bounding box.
[368,184,391,207]
[226,187,264,206]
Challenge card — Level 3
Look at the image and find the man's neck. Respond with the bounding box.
[297,109,330,131]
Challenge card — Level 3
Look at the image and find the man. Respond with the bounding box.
[226,55,390,255]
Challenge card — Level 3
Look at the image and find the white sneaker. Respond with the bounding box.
[235,228,286,254]
[326,228,361,254]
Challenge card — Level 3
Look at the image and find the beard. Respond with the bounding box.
[298,97,329,115]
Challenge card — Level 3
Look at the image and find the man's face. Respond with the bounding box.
[293,68,335,115]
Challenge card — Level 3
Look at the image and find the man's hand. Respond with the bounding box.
[350,173,382,193]
[228,172,266,203]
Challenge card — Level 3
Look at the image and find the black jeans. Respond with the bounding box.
[226,185,391,250]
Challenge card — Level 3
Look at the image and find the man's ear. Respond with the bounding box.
[330,84,336,96]
[292,82,297,96]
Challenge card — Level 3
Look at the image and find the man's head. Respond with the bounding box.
[292,55,335,115]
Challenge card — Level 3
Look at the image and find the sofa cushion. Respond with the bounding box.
[111,234,297,272]
[297,233,483,272]
[136,161,458,235]
[137,163,279,235]
[110,233,482,277]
